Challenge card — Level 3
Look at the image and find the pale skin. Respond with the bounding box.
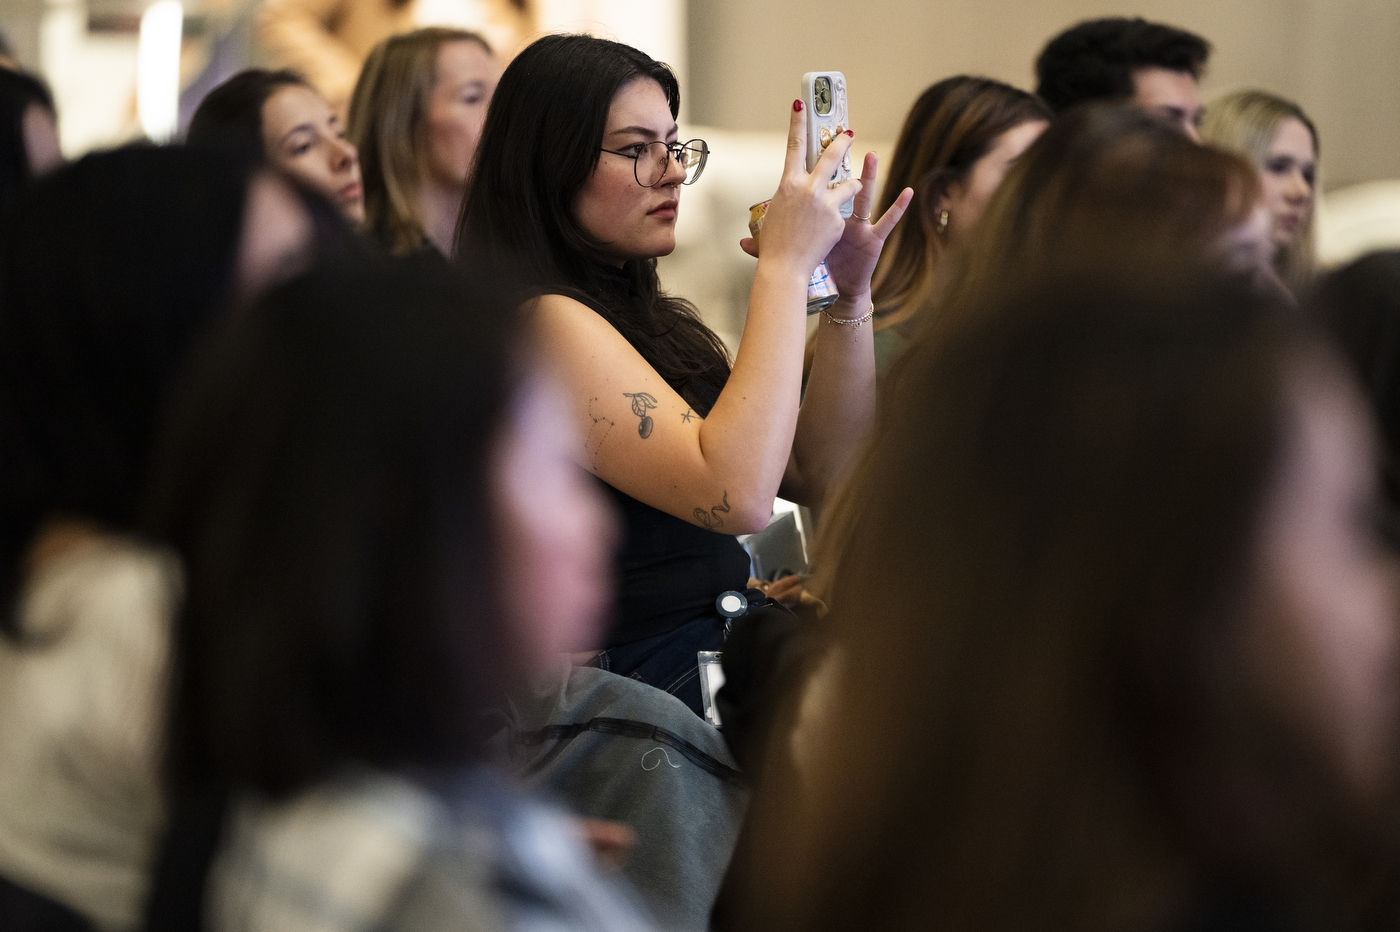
[937,119,1048,237]
[415,39,498,256]
[261,84,365,224]
[1131,66,1204,141]
[533,79,912,534]
[1259,117,1317,254]
[22,103,63,177]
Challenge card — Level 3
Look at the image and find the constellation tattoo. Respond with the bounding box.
[694,491,731,530]
[623,391,658,439]
[585,397,616,471]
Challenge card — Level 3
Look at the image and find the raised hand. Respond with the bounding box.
[738,99,863,276]
[824,152,914,304]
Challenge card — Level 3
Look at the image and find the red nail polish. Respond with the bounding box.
[793,99,803,112]
[845,129,854,137]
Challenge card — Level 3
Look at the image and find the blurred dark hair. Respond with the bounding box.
[457,33,730,413]
[186,68,312,160]
[1314,250,1400,506]
[870,76,1050,331]
[1035,17,1210,112]
[729,271,1383,932]
[151,256,523,797]
[0,67,56,222]
[0,144,255,635]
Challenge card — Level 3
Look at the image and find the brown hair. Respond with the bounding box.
[944,104,1262,315]
[1202,89,1320,295]
[729,271,1386,932]
[870,76,1050,332]
[348,28,492,256]
[810,105,1264,605]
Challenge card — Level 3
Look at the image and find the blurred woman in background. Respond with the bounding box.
[862,76,1048,373]
[725,268,1400,932]
[1203,90,1319,295]
[148,258,651,932]
[0,146,315,932]
[188,69,365,225]
[349,27,498,256]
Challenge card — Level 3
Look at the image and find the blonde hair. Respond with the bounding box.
[348,28,491,256]
[1201,90,1319,294]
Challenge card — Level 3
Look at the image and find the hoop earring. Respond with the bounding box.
[937,210,950,235]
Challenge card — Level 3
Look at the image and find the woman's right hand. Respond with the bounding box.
[742,100,862,277]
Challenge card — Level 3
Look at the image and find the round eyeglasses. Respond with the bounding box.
[599,139,709,187]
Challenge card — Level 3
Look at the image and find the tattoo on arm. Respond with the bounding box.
[585,397,617,471]
[623,391,658,438]
[694,491,731,530]
[681,408,701,424]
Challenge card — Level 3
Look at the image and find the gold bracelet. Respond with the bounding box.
[823,301,876,327]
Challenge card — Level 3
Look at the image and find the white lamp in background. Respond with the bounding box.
[137,0,182,142]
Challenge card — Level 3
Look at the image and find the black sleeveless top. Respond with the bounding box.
[542,269,751,648]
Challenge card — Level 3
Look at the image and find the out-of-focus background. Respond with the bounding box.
[4,0,1399,345]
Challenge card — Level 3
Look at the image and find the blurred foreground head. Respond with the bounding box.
[940,104,1269,319]
[152,257,615,797]
[0,145,317,630]
[1315,250,1400,509]
[0,67,60,224]
[733,271,1400,932]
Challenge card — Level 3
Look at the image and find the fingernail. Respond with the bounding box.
[793,99,803,112]
[845,129,854,137]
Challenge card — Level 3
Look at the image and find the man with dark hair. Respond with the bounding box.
[1035,17,1211,140]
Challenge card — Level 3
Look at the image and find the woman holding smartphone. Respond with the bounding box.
[458,34,910,717]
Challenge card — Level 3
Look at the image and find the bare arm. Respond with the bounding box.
[782,153,913,505]
[535,103,860,535]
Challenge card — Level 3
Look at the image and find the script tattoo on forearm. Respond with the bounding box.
[694,491,731,530]
[623,391,658,438]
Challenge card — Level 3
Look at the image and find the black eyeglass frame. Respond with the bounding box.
[598,139,709,187]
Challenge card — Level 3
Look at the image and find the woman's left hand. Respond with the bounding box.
[824,152,913,301]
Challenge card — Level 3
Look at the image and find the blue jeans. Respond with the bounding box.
[591,614,728,718]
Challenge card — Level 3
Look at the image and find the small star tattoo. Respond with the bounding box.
[681,408,696,424]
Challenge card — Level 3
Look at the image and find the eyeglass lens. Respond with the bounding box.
[636,141,707,187]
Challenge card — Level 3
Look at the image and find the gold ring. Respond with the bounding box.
[852,213,871,222]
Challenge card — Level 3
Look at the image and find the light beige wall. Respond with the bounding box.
[687,0,1400,190]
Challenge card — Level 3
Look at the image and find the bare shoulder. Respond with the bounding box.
[531,292,619,338]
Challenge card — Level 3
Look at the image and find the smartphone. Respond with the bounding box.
[801,71,853,218]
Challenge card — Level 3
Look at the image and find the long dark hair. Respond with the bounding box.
[186,68,312,160]
[150,256,522,797]
[457,33,730,413]
[0,145,254,635]
[730,271,1386,932]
